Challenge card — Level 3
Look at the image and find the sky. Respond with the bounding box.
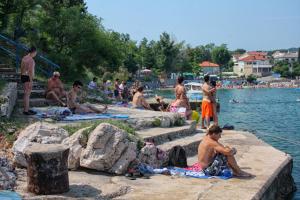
[85,0,300,51]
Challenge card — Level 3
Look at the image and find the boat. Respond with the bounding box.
[184,82,203,101]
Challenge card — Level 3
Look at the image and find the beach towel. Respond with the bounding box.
[168,164,232,180]
[62,113,129,121]
[136,163,232,179]
[33,107,72,120]
[32,107,129,121]
[0,191,22,200]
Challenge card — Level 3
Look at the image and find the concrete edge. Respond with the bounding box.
[251,153,295,199]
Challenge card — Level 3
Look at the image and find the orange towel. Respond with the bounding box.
[201,100,213,118]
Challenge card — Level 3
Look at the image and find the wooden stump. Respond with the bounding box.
[25,143,69,195]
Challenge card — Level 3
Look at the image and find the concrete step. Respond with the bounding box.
[0,64,11,68]
[17,98,59,107]
[157,132,205,157]
[137,121,197,145]
[0,72,19,77]
[17,82,46,90]
[18,89,45,99]
[0,67,15,72]
[1,77,20,83]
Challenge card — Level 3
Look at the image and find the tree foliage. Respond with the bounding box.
[0,2,235,81]
[273,61,300,77]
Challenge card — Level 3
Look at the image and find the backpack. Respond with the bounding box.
[168,145,187,168]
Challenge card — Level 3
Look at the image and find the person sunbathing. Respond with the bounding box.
[67,80,107,114]
[45,71,66,106]
[198,124,252,177]
[132,86,152,110]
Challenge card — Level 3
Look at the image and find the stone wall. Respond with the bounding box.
[254,155,297,200]
[0,82,17,118]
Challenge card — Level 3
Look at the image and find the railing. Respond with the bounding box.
[0,33,60,77]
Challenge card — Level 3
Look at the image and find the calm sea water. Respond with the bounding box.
[156,88,300,199]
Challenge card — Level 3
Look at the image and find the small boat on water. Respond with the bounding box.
[184,82,203,101]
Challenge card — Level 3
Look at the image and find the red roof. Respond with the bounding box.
[199,61,219,68]
[239,55,267,62]
[247,51,268,56]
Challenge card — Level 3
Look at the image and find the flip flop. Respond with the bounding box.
[125,173,136,180]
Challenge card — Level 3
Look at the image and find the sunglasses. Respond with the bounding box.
[77,86,82,89]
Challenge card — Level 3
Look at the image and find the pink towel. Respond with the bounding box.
[184,163,203,172]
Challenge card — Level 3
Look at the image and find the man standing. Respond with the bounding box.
[20,46,37,115]
[201,75,215,129]
[45,71,66,106]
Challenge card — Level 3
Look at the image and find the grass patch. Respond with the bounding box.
[62,120,138,140]
[174,117,185,126]
[62,120,143,149]
[152,118,161,127]
[0,117,30,145]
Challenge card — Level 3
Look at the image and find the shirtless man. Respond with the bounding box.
[174,76,192,119]
[67,80,107,114]
[45,71,66,106]
[20,46,37,115]
[201,75,216,129]
[132,86,152,110]
[198,124,252,177]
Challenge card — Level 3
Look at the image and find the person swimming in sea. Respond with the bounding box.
[229,99,239,103]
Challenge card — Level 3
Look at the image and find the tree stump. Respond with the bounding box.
[25,143,69,195]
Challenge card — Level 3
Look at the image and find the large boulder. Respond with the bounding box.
[12,122,68,167]
[80,123,137,174]
[62,127,89,170]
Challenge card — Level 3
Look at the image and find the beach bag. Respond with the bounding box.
[168,145,187,168]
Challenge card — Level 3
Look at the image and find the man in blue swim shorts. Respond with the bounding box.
[198,124,252,177]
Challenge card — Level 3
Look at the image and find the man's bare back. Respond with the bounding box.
[198,125,252,177]
[132,91,151,109]
[198,136,218,168]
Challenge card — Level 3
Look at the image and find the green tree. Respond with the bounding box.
[246,74,257,83]
[211,44,231,75]
[157,32,181,73]
[233,48,246,55]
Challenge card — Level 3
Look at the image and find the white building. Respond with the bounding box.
[272,51,298,63]
[233,52,272,77]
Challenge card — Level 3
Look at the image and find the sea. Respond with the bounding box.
[156,88,300,199]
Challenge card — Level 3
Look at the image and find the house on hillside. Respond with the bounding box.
[233,51,272,77]
[199,61,220,75]
[272,51,298,63]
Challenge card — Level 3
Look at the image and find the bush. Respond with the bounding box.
[246,74,257,83]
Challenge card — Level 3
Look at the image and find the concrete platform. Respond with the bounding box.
[14,130,295,200]
[136,121,197,145]
[157,132,205,157]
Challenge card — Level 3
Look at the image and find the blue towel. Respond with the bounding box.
[0,191,22,200]
[167,167,232,180]
[32,107,129,121]
[137,163,232,180]
[62,113,129,121]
